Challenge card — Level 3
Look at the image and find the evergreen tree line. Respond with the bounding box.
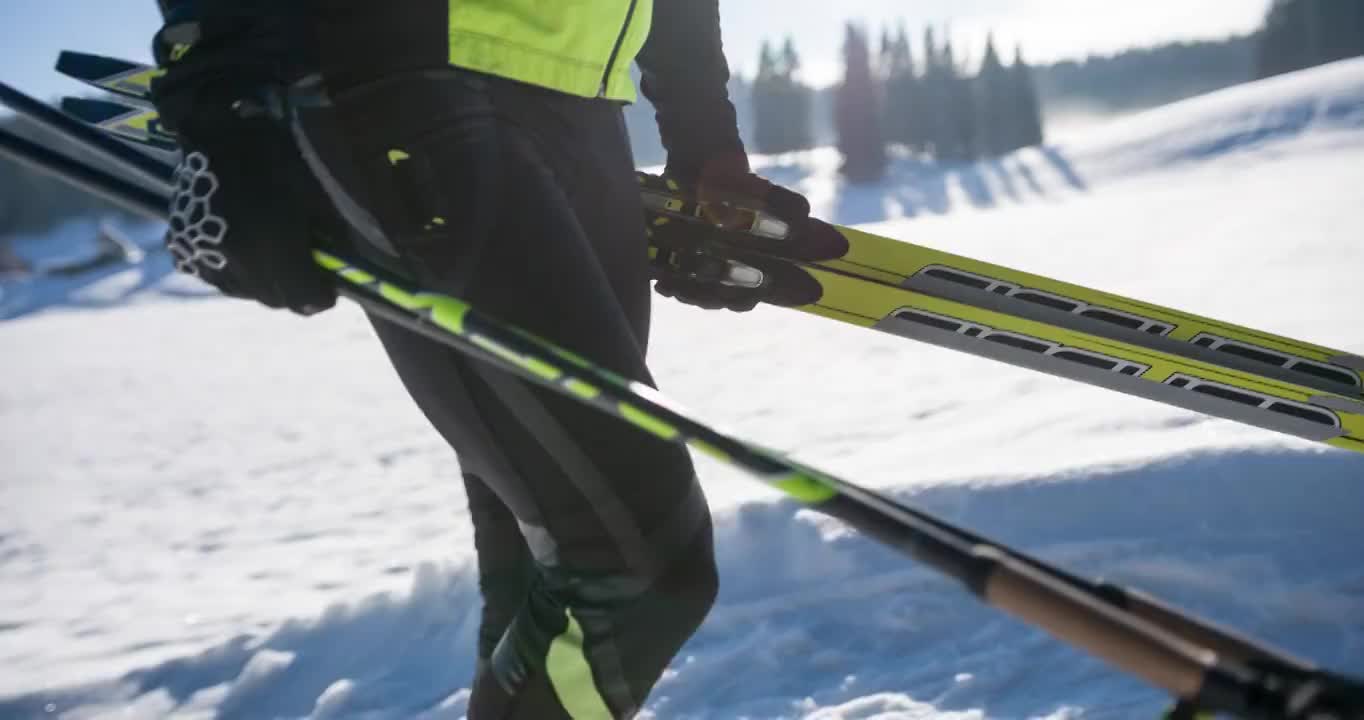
[1038,38,1255,113]
[18,0,1353,242]
[752,25,1045,182]
[1255,0,1364,79]
[752,38,814,154]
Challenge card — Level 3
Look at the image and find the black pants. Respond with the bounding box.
[321,70,717,718]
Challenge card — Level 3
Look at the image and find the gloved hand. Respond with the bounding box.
[647,153,847,312]
[151,4,337,315]
[635,0,846,312]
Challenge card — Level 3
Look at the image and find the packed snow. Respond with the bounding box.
[3,59,1364,719]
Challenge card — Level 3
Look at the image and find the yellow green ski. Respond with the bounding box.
[823,225,1364,403]
[54,51,1364,454]
[788,265,1364,454]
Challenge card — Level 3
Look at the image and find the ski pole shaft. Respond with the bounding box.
[0,127,166,221]
[0,79,174,194]
[842,476,1315,672]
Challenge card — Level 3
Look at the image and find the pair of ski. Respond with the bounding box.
[51,50,1364,456]
[5,53,1364,720]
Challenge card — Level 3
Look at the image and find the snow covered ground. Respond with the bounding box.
[3,59,1364,719]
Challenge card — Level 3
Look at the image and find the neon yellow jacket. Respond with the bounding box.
[449,0,652,101]
[295,0,742,163]
[439,0,744,171]
[220,0,742,171]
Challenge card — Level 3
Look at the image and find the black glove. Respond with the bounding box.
[651,250,766,312]
[151,3,337,315]
[646,154,848,313]
[635,2,845,312]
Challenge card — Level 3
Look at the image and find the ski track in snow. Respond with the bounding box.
[3,59,1364,719]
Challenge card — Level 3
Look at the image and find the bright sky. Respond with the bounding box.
[0,0,1272,100]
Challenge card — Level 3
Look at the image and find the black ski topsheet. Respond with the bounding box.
[56,50,158,104]
[60,97,178,152]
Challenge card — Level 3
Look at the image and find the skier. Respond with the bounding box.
[148,0,837,717]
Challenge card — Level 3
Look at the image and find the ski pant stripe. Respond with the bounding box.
[473,362,660,578]
[547,612,616,719]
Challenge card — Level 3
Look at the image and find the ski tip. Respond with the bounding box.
[55,50,158,103]
[54,49,83,73]
[59,95,179,153]
[60,96,122,122]
[56,50,137,78]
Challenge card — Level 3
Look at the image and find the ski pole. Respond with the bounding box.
[0,80,174,194]
[0,126,166,221]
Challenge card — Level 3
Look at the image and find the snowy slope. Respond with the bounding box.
[3,59,1364,719]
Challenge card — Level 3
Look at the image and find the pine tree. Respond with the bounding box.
[779,36,814,152]
[918,26,948,159]
[976,33,1014,156]
[1257,0,1312,77]
[1011,46,1046,149]
[836,23,887,182]
[750,38,814,155]
[894,26,922,152]
[880,23,918,151]
[1256,0,1364,79]
[1316,0,1364,67]
[879,27,896,80]
[752,41,781,153]
[877,26,896,148]
[940,36,978,163]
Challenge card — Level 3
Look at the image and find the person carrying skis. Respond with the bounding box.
[148,0,837,716]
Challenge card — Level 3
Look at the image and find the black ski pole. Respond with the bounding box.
[0,127,165,221]
[0,80,173,194]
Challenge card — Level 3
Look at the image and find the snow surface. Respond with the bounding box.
[3,59,1364,719]
[0,217,202,321]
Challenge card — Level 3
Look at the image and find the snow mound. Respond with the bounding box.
[2,449,1360,719]
[1063,56,1364,181]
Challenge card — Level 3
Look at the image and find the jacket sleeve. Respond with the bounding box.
[635,0,747,181]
